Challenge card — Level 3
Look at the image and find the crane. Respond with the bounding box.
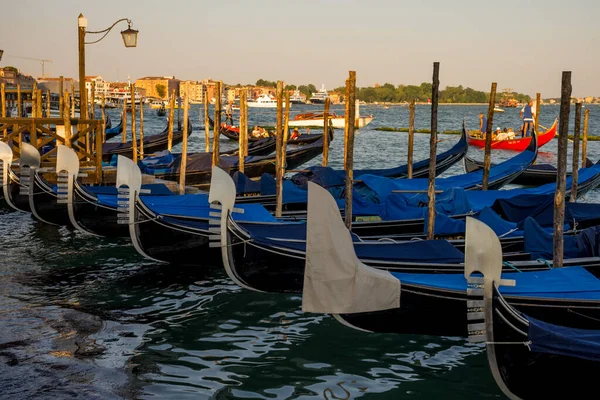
[4,55,52,77]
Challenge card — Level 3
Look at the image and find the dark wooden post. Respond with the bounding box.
[101,94,106,143]
[554,71,572,268]
[36,89,42,118]
[282,91,290,161]
[571,102,582,201]
[343,81,350,170]
[322,97,330,166]
[345,71,357,230]
[78,13,88,122]
[426,62,440,240]
[1,83,5,138]
[212,81,222,167]
[582,109,589,168]
[122,94,127,143]
[167,90,175,151]
[407,99,416,178]
[59,76,64,118]
[139,95,145,159]
[90,81,96,119]
[179,82,190,194]
[17,84,21,117]
[239,88,248,173]
[275,81,284,217]
[130,84,138,162]
[31,88,37,119]
[482,82,497,190]
[204,89,210,152]
[534,92,541,133]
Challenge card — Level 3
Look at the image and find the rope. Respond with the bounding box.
[502,261,522,273]
[498,228,518,238]
[536,258,553,269]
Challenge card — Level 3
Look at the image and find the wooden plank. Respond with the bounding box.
[426,62,440,240]
[482,82,497,190]
[554,71,572,268]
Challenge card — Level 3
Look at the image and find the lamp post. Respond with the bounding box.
[0,49,4,62]
[78,14,138,120]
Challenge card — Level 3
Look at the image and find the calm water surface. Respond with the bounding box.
[2,104,599,399]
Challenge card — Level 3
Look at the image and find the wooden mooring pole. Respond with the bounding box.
[426,62,440,240]
[482,82,497,190]
[130,85,138,163]
[167,90,175,151]
[212,81,222,167]
[63,92,72,147]
[139,97,144,159]
[59,77,64,118]
[1,83,6,138]
[239,88,248,173]
[407,99,416,178]
[283,91,290,163]
[571,102,582,201]
[345,71,357,230]
[204,92,210,152]
[17,84,21,117]
[101,94,106,143]
[322,97,330,166]
[534,92,541,133]
[179,82,190,194]
[582,109,589,168]
[275,81,285,218]
[343,82,350,170]
[554,71,572,268]
[122,95,127,143]
[90,81,96,119]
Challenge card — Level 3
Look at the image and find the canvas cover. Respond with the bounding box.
[527,315,600,362]
[302,182,400,314]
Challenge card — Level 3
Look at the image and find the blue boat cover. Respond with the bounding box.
[232,171,261,194]
[358,145,535,203]
[527,315,600,362]
[477,207,520,238]
[523,218,585,260]
[392,266,600,300]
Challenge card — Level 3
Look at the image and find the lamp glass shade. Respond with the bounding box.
[120,28,138,48]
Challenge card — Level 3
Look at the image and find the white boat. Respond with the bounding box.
[247,94,289,108]
[494,107,505,113]
[309,84,329,104]
[288,100,373,129]
[289,90,305,104]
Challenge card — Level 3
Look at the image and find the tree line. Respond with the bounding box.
[252,79,531,104]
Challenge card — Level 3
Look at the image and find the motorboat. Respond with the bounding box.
[247,94,289,108]
[309,84,329,104]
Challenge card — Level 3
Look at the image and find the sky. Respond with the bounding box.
[1,0,599,97]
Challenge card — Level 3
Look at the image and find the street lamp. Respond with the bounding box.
[78,14,138,119]
[0,49,4,62]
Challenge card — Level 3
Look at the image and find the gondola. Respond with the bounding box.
[464,154,594,186]
[212,171,600,294]
[101,119,192,161]
[220,124,327,145]
[475,279,600,399]
[57,138,280,237]
[104,113,124,141]
[467,118,557,151]
[300,186,600,337]
[140,129,332,188]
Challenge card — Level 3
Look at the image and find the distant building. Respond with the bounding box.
[36,77,77,94]
[85,75,110,99]
[179,81,205,103]
[0,67,37,88]
[135,76,180,99]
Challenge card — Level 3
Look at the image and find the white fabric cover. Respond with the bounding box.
[302,182,400,314]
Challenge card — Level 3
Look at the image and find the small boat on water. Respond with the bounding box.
[157,105,166,117]
[493,106,505,113]
[247,94,288,108]
[289,100,373,129]
[468,118,557,151]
